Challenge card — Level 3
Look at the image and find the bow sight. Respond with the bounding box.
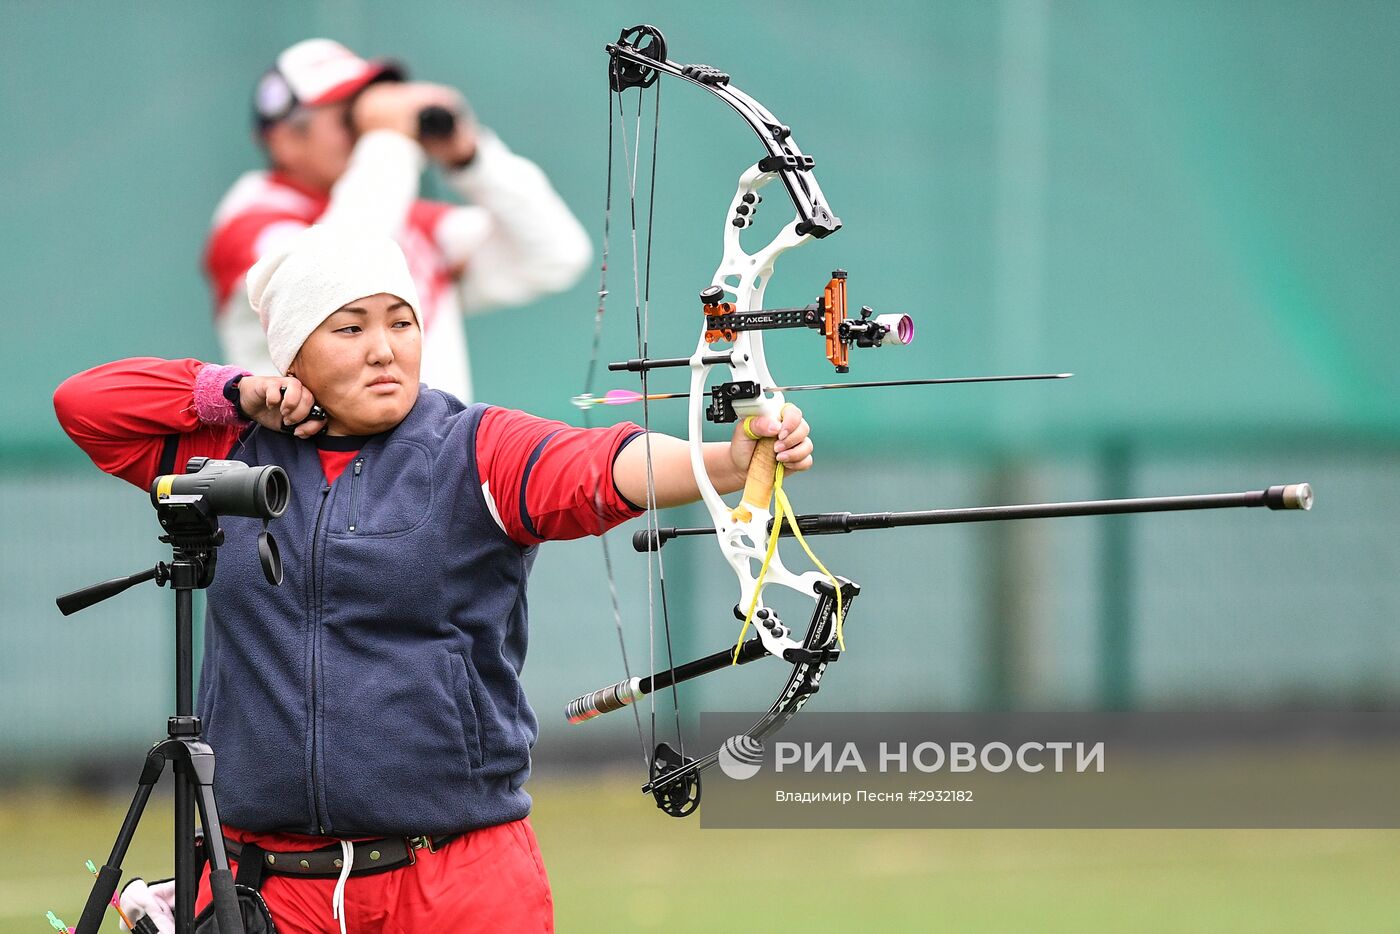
[699,271,913,372]
[608,270,915,426]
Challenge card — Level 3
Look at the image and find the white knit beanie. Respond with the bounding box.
[246,225,421,374]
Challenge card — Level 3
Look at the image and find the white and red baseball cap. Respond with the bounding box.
[254,39,403,128]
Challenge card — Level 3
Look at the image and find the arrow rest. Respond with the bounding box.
[650,743,701,817]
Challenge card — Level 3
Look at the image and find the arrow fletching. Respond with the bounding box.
[573,389,688,410]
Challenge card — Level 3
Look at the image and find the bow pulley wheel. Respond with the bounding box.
[610,24,667,92]
[649,742,700,818]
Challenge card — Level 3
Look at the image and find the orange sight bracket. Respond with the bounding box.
[821,271,849,372]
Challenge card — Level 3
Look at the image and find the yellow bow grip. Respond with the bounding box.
[731,435,778,524]
[731,407,792,524]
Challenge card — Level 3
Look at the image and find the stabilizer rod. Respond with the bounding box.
[567,637,772,723]
[634,483,1313,552]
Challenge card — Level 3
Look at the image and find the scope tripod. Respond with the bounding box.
[59,497,247,934]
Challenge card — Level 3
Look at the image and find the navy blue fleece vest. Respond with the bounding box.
[198,389,538,836]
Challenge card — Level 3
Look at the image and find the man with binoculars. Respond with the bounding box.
[206,38,591,403]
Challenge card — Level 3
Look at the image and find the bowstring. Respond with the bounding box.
[586,76,648,769]
[608,73,687,768]
[614,81,659,755]
[627,78,688,762]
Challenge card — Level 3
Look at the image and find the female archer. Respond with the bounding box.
[53,225,813,933]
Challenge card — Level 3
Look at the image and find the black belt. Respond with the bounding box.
[224,833,460,880]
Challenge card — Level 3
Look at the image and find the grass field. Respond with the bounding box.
[4,774,1398,933]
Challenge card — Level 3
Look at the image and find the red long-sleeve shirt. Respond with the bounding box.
[54,357,644,545]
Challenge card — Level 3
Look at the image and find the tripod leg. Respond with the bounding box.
[188,743,245,934]
[174,760,197,931]
[74,748,166,934]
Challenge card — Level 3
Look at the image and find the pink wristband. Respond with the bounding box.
[193,364,252,426]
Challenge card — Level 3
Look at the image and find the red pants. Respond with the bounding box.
[195,820,553,933]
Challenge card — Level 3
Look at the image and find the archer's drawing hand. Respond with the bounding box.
[120,877,175,934]
[237,375,328,439]
[729,404,814,475]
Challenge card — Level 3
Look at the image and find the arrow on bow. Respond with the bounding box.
[572,372,1074,411]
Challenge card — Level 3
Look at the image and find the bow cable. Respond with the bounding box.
[582,79,649,769]
[632,73,689,766]
[587,67,689,772]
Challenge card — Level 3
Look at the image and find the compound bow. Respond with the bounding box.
[566,24,1313,818]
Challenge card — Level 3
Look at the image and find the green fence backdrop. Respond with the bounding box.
[2,0,1398,779]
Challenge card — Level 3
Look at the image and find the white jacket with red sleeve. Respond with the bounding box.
[204,129,592,402]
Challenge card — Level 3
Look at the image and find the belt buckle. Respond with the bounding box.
[407,834,437,855]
